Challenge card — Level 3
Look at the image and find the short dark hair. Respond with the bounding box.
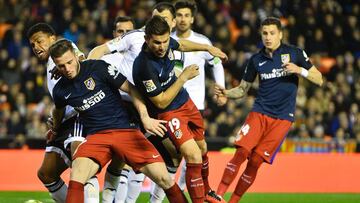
[27,23,56,39]
[153,2,176,18]
[49,39,74,59]
[145,15,170,37]
[261,17,282,30]
[175,0,197,16]
[113,16,135,31]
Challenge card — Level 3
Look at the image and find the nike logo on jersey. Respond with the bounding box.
[259,61,267,66]
[190,178,202,182]
[65,93,72,99]
[152,154,160,158]
[264,151,270,157]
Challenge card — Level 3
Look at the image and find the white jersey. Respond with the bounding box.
[171,30,225,110]
[101,52,132,102]
[106,28,145,84]
[47,42,84,121]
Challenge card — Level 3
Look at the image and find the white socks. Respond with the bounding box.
[84,176,99,203]
[44,179,67,203]
[102,171,121,203]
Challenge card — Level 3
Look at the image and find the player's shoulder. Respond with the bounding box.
[121,28,145,39]
[281,43,303,53]
[192,31,212,45]
[52,76,68,96]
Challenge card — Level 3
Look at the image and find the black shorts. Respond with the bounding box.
[45,116,85,166]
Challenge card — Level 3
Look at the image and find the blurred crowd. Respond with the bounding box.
[0,0,359,152]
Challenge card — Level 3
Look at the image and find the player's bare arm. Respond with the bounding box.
[215,80,251,99]
[282,63,323,86]
[177,39,228,61]
[87,43,112,59]
[120,80,167,136]
[149,64,199,109]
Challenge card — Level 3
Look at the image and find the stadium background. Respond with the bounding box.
[0,0,360,202]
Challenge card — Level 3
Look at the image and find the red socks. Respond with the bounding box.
[186,163,205,203]
[217,147,249,196]
[229,152,264,203]
[66,180,84,203]
[202,153,211,194]
[164,183,188,203]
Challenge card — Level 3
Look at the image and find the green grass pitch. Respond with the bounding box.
[0,191,359,203]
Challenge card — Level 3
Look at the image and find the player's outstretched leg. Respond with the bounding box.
[217,147,249,197]
[229,152,263,203]
[141,162,188,203]
[38,152,68,203]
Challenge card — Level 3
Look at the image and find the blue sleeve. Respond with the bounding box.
[134,61,163,98]
[170,37,180,50]
[295,48,313,70]
[242,56,257,82]
[96,60,127,89]
[52,85,66,109]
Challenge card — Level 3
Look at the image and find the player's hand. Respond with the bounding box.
[282,62,301,75]
[213,84,227,106]
[179,64,199,81]
[142,117,167,137]
[46,129,57,144]
[214,84,227,97]
[214,94,227,106]
[208,46,228,61]
[49,67,62,80]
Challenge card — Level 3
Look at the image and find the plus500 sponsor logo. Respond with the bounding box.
[76,90,105,111]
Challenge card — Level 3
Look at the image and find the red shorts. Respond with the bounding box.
[73,129,163,172]
[157,99,204,148]
[234,112,292,164]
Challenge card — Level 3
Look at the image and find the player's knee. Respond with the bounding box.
[198,141,208,155]
[182,148,202,163]
[248,152,264,169]
[155,174,174,189]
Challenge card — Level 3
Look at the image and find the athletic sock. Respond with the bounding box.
[125,170,145,203]
[217,147,249,196]
[44,179,67,203]
[202,153,211,194]
[186,163,205,203]
[177,160,187,191]
[84,176,99,203]
[115,168,130,202]
[164,183,188,203]
[102,170,120,203]
[66,180,84,203]
[229,152,263,203]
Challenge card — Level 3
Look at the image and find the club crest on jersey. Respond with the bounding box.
[142,79,157,92]
[84,77,95,90]
[281,54,290,64]
[174,129,183,139]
